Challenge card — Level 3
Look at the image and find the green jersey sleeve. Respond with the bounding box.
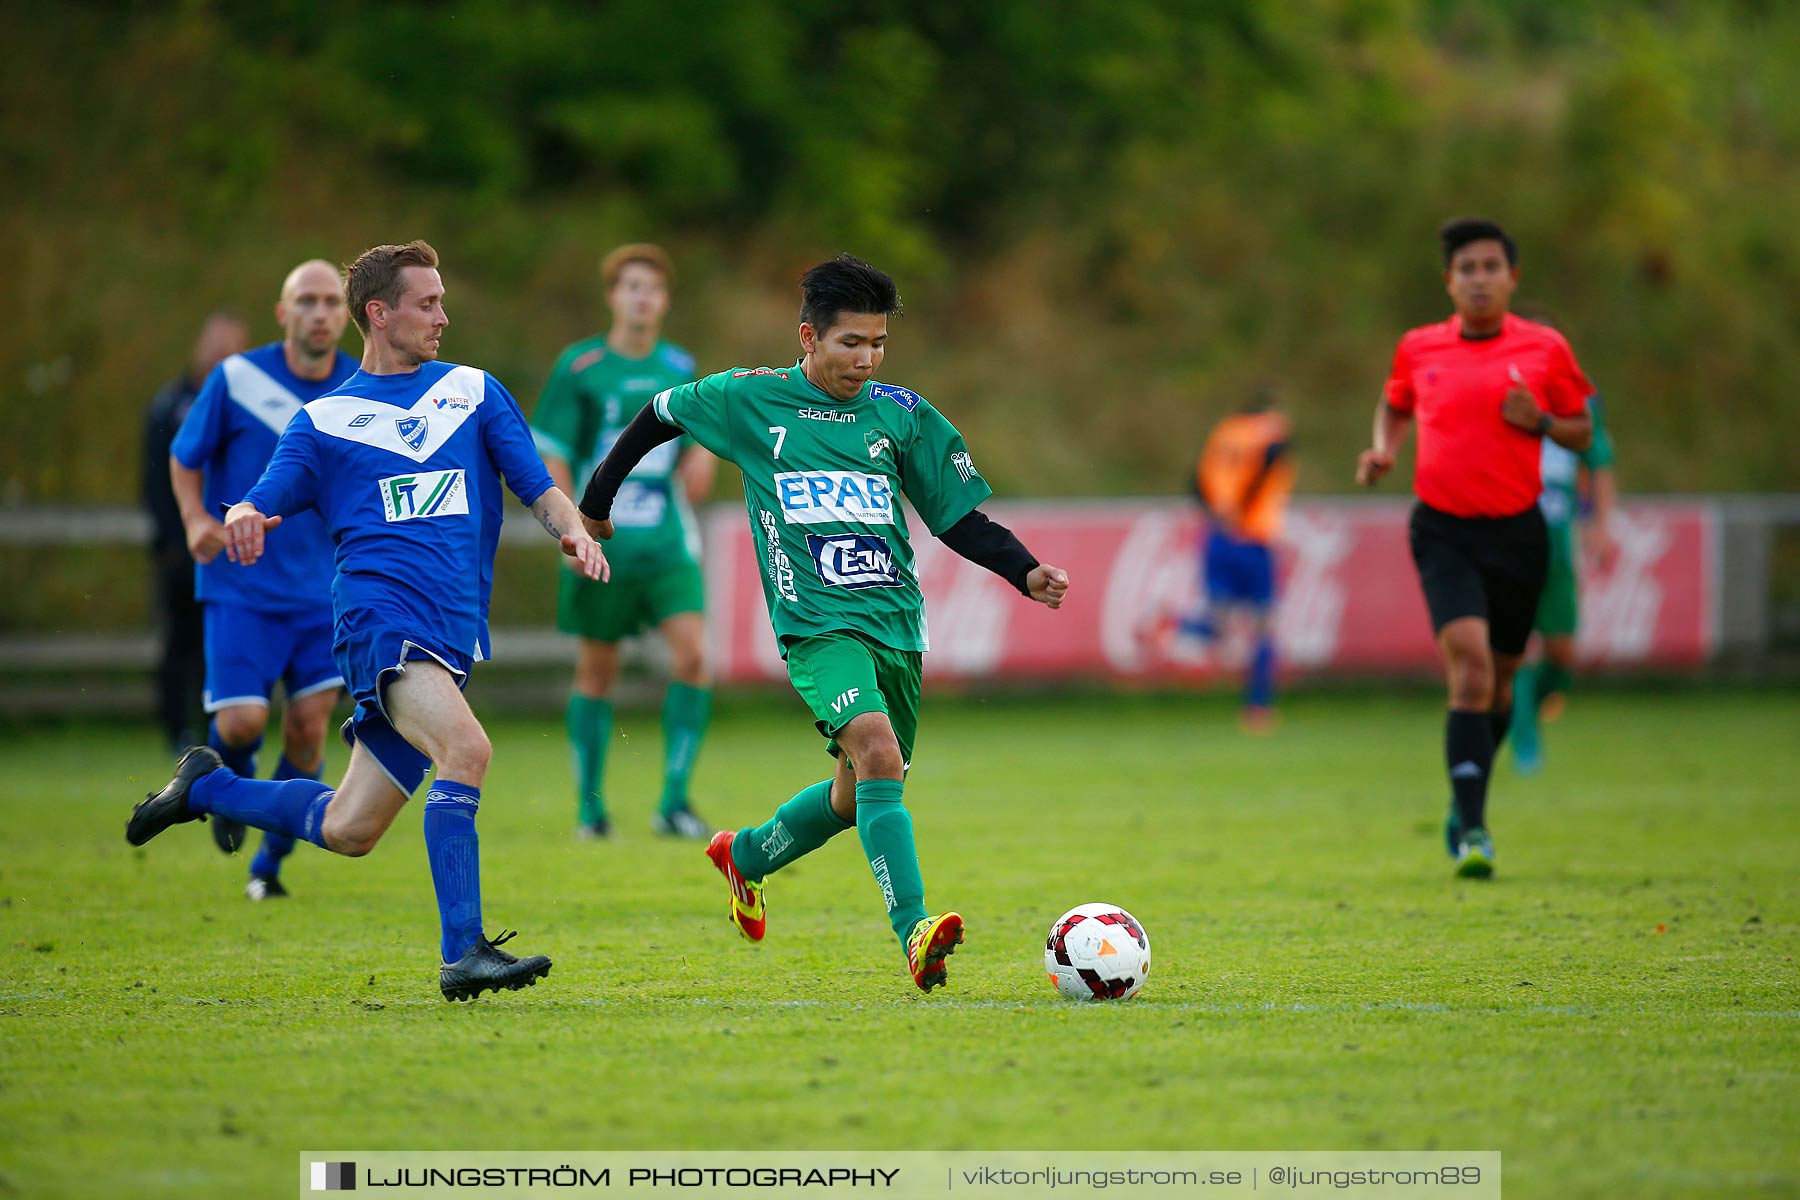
[654,371,734,464]
[1582,394,1616,471]
[529,348,587,465]
[901,398,994,536]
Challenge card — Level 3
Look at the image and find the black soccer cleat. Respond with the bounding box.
[244,873,288,901]
[439,930,552,1002]
[127,746,223,846]
[212,814,248,855]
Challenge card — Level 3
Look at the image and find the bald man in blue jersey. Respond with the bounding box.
[129,241,610,1001]
[169,261,356,900]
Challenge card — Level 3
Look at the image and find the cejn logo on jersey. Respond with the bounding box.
[379,469,469,523]
[774,471,894,525]
[806,533,902,590]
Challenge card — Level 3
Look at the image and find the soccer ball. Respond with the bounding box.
[1044,902,1151,1001]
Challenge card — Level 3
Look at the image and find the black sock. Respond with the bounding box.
[1446,709,1494,832]
[1488,709,1511,758]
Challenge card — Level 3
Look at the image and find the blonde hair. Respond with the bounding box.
[601,243,673,292]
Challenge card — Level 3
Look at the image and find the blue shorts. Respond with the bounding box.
[1203,528,1276,609]
[203,602,342,713]
[334,624,473,797]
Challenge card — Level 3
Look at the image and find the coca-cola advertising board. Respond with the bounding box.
[700,500,1717,684]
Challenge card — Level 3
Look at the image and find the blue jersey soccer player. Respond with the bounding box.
[169,261,356,899]
[130,241,609,1001]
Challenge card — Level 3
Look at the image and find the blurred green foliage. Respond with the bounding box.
[4,0,1799,527]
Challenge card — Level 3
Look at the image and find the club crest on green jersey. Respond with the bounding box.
[864,428,893,462]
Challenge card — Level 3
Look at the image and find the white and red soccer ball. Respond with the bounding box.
[1044,902,1151,1000]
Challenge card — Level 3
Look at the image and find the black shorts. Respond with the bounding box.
[1408,501,1549,656]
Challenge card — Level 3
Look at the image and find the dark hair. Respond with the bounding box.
[799,254,901,333]
[344,239,439,335]
[1438,217,1517,267]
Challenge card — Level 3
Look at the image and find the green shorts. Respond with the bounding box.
[557,559,704,643]
[1534,523,1580,637]
[784,629,922,768]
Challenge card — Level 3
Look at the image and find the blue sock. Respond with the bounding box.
[207,720,262,780]
[249,755,315,879]
[1246,634,1276,709]
[423,781,484,963]
[187,768,333,849]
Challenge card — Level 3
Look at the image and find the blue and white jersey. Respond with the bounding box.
[170,342,357,612]
[242,361,556,663]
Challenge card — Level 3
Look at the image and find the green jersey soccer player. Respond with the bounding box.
[578,254,1070,992]
[531,244,717,840]
[1510,393,1618,772]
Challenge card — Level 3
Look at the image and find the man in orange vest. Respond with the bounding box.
[1184,393,1294,733]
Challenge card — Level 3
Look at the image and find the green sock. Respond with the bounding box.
[566,694,613,824]
[659,682,712,816]
[854,779,927,947]
[1509,664,1540,759]
[730,779,852,881]
[1537,662,1573,706]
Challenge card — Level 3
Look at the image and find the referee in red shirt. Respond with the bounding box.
[1357,218,1594,878]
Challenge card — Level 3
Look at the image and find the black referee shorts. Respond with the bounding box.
[1408,501,1549,656]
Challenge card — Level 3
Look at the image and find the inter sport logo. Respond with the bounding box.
[379,469,469,523]
[806,533,902,590]
[774,472,895,525]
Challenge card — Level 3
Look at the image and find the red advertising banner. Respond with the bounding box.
[700,500,1717,684]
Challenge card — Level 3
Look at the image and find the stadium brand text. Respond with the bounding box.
[733,367,790,379]
[798,407,856,423]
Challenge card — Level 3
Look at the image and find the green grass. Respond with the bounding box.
[1,689,1796,1198]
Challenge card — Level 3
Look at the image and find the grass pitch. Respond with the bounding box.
[1,688,1795,1198]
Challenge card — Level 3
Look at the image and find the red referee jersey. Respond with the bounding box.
[1383,313,1593,518]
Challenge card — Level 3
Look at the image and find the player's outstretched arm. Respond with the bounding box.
[938,508,1069,609]
[532,487,609,582]
[221,502,282,566]
[577,401,685,541]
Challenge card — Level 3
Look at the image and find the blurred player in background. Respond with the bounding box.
[1358,218,1593,878]
[130,240,608,1001]
[1510,387,1618,773]
[1184,391,1294,733]
[142,310,248,753]
[579,254,1071,992]
[531,244,716,840]
[168,265,355,900]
